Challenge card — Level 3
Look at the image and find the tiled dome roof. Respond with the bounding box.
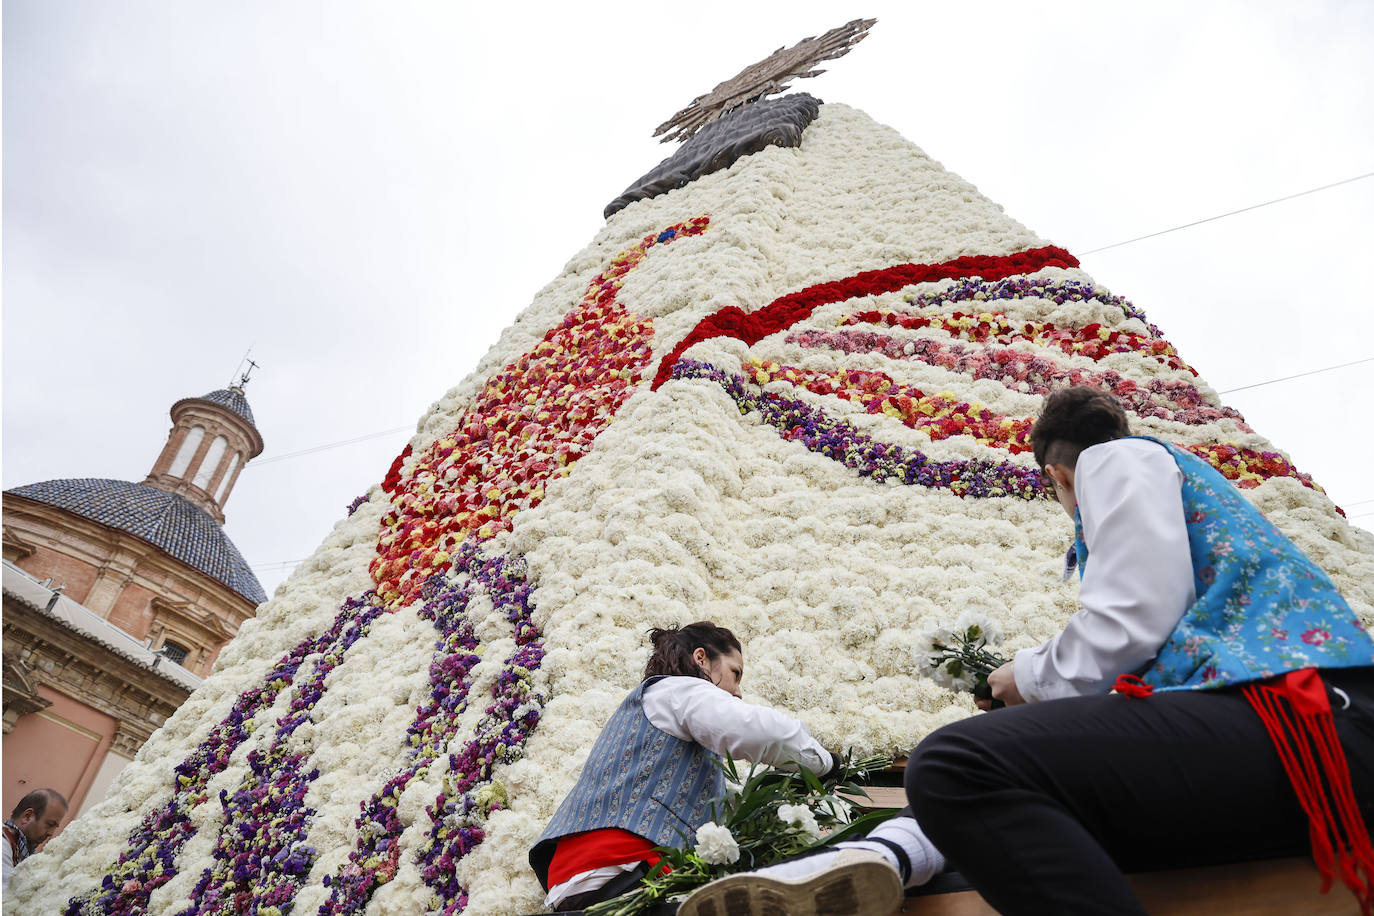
[195,388,256,427]
[6,478,267,605]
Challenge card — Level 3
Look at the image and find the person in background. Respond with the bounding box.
[3,788,68,888]
[529,622,935,914]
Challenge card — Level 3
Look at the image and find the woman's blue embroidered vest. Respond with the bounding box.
[1072,437,1374,691]
[529,676,724,889]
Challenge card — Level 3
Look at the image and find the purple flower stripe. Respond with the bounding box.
[176,600,387,916]
[346,495,369,516]
[416,553,546,915]
[315,542,491,916]
[673,359,1047,500]
[788,328,1249,430]
[67,595,385,916]
[906,276,1166,341]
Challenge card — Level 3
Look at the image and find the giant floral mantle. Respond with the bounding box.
[11,104,1373,916]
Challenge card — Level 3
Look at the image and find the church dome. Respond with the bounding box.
[188,387,257,428]
[6,478,267,605]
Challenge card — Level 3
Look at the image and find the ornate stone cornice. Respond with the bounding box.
[2,653,52,734]
[2,595,191,751]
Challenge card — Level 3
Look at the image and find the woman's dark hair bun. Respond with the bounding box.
[644,621,741,681]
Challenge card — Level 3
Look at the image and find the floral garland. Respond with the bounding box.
[743,357,1035,453]
[315,541,519,916]
[345,495,369,517]
[905,276,1167,342]
[414,551,543,915]
[786,328,1247,429]
[650,246,1079,390]
[373,217,710,607]
[673,359,1045,499]
[66,596,384,916]
[841,307,1192,374]
[173,602,387,916]
[682,359,1322,496]
[1188,442,1323,492]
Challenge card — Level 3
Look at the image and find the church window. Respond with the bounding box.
[167,426,204,477]
[158,641,189,666]
[192,436,228,490]
[214,453,241,502]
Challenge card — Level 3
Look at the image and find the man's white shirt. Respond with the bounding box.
[1014,439,1197,702]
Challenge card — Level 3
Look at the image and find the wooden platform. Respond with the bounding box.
[543,856,1357,915]
[841,782,1358,914]
[897,857,1357,915]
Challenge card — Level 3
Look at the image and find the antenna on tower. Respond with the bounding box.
[231,347,260,389]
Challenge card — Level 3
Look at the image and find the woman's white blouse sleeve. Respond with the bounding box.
[1013,439,1197,702]
[641,676,833,774]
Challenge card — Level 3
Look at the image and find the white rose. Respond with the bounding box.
[693,821,741,865]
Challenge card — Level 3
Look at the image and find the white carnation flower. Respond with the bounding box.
[952,610,1002,648]
[777,803,822,839]
[912,624,956,673]
[948,663,977,692]
[693,821,741,865]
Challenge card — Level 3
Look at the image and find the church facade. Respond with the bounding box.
[2,385,266,822]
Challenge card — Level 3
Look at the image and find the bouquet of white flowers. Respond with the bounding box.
[584,750,894,916]
[913,613,1008,703]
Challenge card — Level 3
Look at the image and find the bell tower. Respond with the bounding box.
[143,370,264,524]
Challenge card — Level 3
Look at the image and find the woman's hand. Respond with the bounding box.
[981,661,1025,709]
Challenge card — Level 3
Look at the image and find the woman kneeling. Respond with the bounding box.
[528,622,833,912]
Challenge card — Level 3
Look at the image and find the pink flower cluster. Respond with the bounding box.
[842,308,1194,375]
[743,359,1033,453]
[787,328,1248,430]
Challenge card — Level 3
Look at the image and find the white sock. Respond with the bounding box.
[838,816,946,887]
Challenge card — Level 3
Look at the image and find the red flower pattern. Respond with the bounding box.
[372,217,710,606]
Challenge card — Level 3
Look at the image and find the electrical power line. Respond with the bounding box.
[1218,355,1374,395]
[249,426,412,467]
[1080,171,1374,256]
[251,558,308,572]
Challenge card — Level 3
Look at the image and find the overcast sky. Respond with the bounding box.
[5,1,1373,598]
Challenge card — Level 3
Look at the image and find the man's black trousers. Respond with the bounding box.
[906,666,1374,915]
